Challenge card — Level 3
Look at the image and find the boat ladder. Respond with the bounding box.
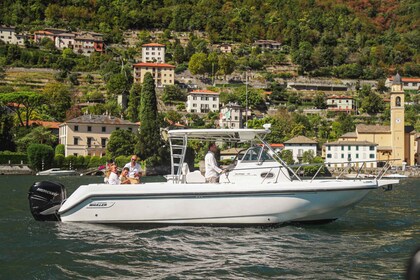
[169,135,187,183]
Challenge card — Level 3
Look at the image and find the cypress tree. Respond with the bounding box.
[127,83,141,122]
[137,73,161,163]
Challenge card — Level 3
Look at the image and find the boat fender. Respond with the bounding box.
[28,181,66,221]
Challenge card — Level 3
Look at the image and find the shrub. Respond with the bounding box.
[54,154,65,167]
[89,156,102,168]
[76,155,86,167]
[0,151,27,164]
[27,144,54,171]
[55,144,65,155]
[115,155,131,167]
[64,155,77,168]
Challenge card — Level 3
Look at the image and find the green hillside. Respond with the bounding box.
[0,0,419,77]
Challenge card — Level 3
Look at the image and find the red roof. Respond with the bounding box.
[142,43,165,47]
[7,102,25,108]
[34,31,53,35]
[388,76,420,82]
[189,89,219,95]
[28,120,60,129]
[133,62,175,68]
[263,91,272,95]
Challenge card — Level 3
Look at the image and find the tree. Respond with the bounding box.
[218,54,235,80]
[127,83,141,122]
[137,73,162,164]
[292,41,313,73]
[107,129,138,158]
[27,144,54,171]
[162,85,184,104]
[302,150,315,163]
[314,93,327,109]
[358,85,385,114]
[42,82,72,121]
[106,73,132,97]
[188,53,209,76]
[0,91,45,127]
[16,126,57,152]
[55,144,65,155]
[0,108,15,151]
[280,149,294,165]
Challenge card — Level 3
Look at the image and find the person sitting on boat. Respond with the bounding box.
[205,143,225,183]
[119,167,131,185]
[124,155,142,184]
[108,164,120,185]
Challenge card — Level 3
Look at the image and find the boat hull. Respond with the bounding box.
[59,180,380,224]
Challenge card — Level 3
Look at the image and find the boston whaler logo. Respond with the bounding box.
[87,201,115,208]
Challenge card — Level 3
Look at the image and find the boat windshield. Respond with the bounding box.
[241,146,275,162]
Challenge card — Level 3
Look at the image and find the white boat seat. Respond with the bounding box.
[185,171,206,183]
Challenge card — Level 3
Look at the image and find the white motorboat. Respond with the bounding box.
[36,168,78,176]
[28,128,398,225]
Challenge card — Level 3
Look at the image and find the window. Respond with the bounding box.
[369,146,375,151]
[101,126,106,132]
[73,153,78,156]
[328,146,331,151]
[193,96,197,100]
[341,154,344,158]
[348,146,351,150]
[327,154,332,158]
[356,154,359,159]
[193,104,197,107]
[101,138,107,148]
[74,125,79,131]
[116,127,120,130]
[87,137,92,148]
[73,137,79,145]
[87,126,92,132]
[213,97,217,101]
[212,104,217,108]
[396,96,401,107]
[356,146,359,151]
[369,154,375,159]
[341,146,344,151]
[128,127,132,132]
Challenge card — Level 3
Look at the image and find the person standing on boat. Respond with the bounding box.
[124,155,142,184]
[108,164,120,185]
[205,143,224,183]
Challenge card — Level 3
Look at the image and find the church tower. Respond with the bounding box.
[390,73,405,166]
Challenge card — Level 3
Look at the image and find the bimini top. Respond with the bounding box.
[168,128,270,142]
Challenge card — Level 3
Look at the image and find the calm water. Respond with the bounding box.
[0,175,418,279]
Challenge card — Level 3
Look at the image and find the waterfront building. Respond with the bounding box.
[186,90,219,113]
[324,141,377,168]
[385,76,420,91]
[283,136,318,163]
[335,74,417,166]
[59,115,138,157]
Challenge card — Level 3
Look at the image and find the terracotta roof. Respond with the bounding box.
[28,120,60,129]
[189,89,219,95]
[325,140,377,146]
[388,76,420,83]
[284,136,317,144]
[377,146,392,151]
[356,124,390,134]
[263,91,272,95]
[142,43,165,47]
[133,62,175,68]
[62,115,138,126]
[340,132,357,138]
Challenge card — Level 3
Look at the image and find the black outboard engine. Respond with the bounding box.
[28,181,66,221]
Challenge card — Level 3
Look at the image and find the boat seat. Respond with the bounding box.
[185,171,206,183]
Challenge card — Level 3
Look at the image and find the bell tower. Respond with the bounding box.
[390,73,405,166]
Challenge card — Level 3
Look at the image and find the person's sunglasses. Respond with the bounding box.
[131,158,136,161]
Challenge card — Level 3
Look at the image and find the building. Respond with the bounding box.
[287,81,348,92]
[34,28,68,44]
[133,62,175,87]
[386,76,420,91]
[54,33,75,50]
[326,96,355,113]
[254,40,282,51]
[73,32,104,56]
[186,90,220,113]
[335,74,417,166]
[283,136,318,163]
[141,43,165,63]
[219,103,243,129]
[218,44,232,53]
[324,141,377,168]
[0,25,26,45]
[59,115,138,157]
[28,120,60,136]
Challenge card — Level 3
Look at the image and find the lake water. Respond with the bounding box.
[0,175,418,279]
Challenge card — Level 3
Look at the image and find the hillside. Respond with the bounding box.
[1,0,419,77]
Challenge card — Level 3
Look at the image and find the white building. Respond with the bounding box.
[326,95,355,113]
[324,140,377,168]
[0,25,25,45]
[219,103,243,129]
[386,76,419,91]
[283,136,318,163]
[186,90,220,113]
[54,33,75,49]
[254,40,282,51]
[142,43,165,63]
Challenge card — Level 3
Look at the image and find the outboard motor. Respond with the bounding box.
[28,181,66,221]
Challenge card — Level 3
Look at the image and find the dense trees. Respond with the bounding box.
[0,91,45,127]
[107,129,138,158]
[42,82,72,121]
